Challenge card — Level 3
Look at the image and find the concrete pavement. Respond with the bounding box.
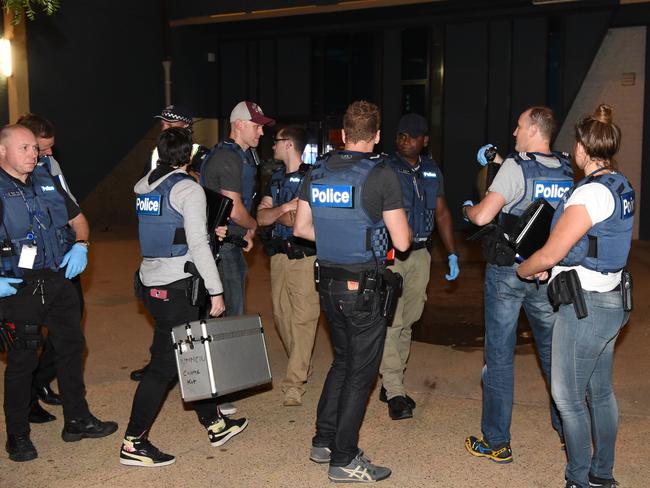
[1,229,649,487]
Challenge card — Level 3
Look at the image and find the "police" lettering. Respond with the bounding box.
[422,171,437,178]
[40,185,55,192]
[621,191,635,219]
[310,184,353,208]
[136,194,162,216]
[533,180,572,202]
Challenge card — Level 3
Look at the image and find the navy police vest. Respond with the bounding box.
[552,171,634,273]
[270,164,308,240]
[200,139,257,215]
[389,153,439,241]
[309,152,389,266]
[500,152,574,227]
[136,172,194,258]
[0,166,72,277]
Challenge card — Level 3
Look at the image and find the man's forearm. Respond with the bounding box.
[69,213,90,241]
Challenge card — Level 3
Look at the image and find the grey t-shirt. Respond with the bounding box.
[488,153,563,213]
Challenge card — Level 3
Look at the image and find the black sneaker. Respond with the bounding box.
[120,436,176,467]
[207,417,248,447]
[62,414,118,442]
[566,481,583,488]
[28,399,56,423]
[589,474,619,487]
[465,436,513,463]
[5,433,38,462]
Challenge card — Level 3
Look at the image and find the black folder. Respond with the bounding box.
[509,198,555,260]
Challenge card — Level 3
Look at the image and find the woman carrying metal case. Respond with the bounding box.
[517,104,634,488]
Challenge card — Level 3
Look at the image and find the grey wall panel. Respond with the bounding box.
[382,29,401,155]
[258,39,277,116]
[277,37,311,118]
[219,41,248,117]
[487,20,513,152]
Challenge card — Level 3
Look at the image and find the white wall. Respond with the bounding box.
[555,26,645,239]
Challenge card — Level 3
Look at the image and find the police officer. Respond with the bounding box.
[120,128,247,468]
[256,124,320,407]
[379,113,459,421]
[518,105,632,488]
[200,100,275,316]
[294,101,411,483]
[463,106,569,463]
[0,125,117,462]
[131,104,210,383]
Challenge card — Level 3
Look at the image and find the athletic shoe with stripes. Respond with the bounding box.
[119,436,175,467]
[207,416,248,447]
[328,452,391,483]
[589,474,619,487]
[465,436,513,463]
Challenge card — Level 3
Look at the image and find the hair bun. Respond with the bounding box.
[592,104,613,125]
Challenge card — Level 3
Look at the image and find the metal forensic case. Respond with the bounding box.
[171,315,272,402]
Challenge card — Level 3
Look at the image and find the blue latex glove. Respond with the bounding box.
[0,277,23,297]
[476,144,494,167]
[445,253,459,281]
[59,243,88,279]
[462,200,474,222]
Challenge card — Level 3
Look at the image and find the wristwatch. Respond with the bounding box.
[74,240,90,249]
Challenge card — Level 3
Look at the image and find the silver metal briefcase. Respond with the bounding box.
[171,314,272,402]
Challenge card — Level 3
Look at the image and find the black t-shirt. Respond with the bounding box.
[201,145,244,194]
[299,152,403,222]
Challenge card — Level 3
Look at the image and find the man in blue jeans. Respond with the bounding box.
[462,106,570,462]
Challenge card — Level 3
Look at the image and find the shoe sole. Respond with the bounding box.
[29,416,56,424]
[62,423,119,442]
[120,457,176,468]
[309,455,330,464]
[389,411,413,421]
[210,419,248,447]
[464,440,512,464]
[328,472,391,483]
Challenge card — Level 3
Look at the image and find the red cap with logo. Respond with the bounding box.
[230,101,275,126]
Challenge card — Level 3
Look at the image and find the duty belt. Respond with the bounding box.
[316,265,370,282]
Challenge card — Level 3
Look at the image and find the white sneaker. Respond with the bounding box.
[219,402,237,416]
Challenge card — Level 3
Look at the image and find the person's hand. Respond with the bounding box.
[59,243,88,279]
[477,144,495,166]
[0,277,23,298]
[283,198,299,214]
[209,295,225,317]
[243,229,255,252]
[215,225,228,241]
[445,253,460,281]
[462,200,474,222]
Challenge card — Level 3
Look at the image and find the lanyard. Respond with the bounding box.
[10,179,47,243]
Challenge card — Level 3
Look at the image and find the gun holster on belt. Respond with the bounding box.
[355,270,380,312]
[548,269,588,319]
[183,262,207,308]
[0,322,42,351]
[380,269,403,325]
[469,224,515,266]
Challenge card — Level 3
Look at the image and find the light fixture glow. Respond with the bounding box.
[0,39,12,77]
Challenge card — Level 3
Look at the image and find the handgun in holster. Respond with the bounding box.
[380,269,403,325]
[183,261,207,309]
[548,269,588,319]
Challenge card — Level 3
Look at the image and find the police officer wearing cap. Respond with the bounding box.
[463,106,569,463]
[200,101,275,317]
[379,113,459,421]
[294,101,411,483]
[0,125,117,462]
[256,124,320,407]
[518,105,633,488]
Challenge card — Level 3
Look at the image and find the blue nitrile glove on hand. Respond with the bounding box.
[59,243,88,279]
[462,200,474,222]
[445,253,459,281]
[0,277,23,297]
[476,144,494,167]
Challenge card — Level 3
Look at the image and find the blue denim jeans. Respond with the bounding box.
[216,242,247,316]
[551,289,627,487]
[312,278,388,466]
[481,263,563,447]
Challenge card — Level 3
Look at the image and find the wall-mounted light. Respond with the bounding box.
[0,38,12,77]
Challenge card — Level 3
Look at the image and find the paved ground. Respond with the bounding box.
[1,228,649,488]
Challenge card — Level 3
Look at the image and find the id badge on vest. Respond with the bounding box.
[18,244,37,269]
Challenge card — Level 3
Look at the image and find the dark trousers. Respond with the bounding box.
[2,271,89,435]
[126,286,219,437]
[216,242,246,316]
[32,276,84,389]
[312,278,387,466]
